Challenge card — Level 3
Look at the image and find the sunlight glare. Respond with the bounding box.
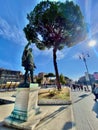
[88,40,96,47]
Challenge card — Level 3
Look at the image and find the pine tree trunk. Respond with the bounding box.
[53,48,61,90]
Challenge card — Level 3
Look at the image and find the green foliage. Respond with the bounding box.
[45,73,55,78]
[60,74,66,85]
[24,0,87,50]
[24,0,87,90]
[36,77,43,84]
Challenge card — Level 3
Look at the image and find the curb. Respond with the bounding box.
[38,99,72,105]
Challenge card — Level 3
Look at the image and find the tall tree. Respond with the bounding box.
[24,0,87,90]
[60,74,66,85]
[45,73,55,78]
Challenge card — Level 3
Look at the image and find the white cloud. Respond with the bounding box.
[0,17,27,45]
[31,43,71,60]
[31,46,53,58]
[57,50,65,60]
[34,47,71,60]
[72,52,81,60]
[0,17,68,60]
[42,48,53,57]
[57,47,71,60]
[41,48,69,60]
[0,17,72,60]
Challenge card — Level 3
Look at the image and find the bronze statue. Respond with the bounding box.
[22,42,36,83]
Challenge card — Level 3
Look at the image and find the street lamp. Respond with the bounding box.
[79,52,92,90]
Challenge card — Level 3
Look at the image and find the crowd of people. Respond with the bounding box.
[70,83,98,102]
[70,84,90,92]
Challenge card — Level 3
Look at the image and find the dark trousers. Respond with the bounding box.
[95,93,98,99]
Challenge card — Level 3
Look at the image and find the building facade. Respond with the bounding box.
[0,68,23,83]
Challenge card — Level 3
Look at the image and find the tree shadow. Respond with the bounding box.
[62,121,76,130]
[40,106,67,124]
[92,101,98,118]
[73,93,91,104]
[79,94,89,98]
[36,106,68,129]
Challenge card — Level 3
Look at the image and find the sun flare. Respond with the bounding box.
[88,40,96,47]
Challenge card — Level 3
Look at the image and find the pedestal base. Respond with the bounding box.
[4,83,41,130]
[4,111,46,130]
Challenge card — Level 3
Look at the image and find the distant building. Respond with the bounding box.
[37,72,49,85]
[93,72,98,81]
[0,68,23,83]
[38,72,46,79]
[48,77,56,85]
[78,73,95,85]
[0,68,74,86]
[78,76,86,84]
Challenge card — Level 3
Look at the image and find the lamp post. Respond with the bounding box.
[79,52,92,90]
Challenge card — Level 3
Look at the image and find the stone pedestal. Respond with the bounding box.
[4,83,41,129]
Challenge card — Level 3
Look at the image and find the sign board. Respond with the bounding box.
[93,72,98,80]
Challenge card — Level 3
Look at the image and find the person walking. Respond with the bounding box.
[93,84,98,102]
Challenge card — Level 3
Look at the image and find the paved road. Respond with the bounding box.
[71,91,98,130]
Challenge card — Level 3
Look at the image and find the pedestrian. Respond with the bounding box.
[80,84,83,91]
[93,84,98,102]
[73,84,76,91]
[92,83,96,93]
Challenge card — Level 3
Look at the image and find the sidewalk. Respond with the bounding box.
[0,92,75,130]
[35,105,75,130]
[71,91,98,130]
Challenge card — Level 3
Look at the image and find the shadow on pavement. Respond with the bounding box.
[92,101,98,118]
[79,94,89,98]
[37,106,68,126]
[73,93,91,104]
[0,121,17,130]
[62,121,76,130]
[0,99,14,105]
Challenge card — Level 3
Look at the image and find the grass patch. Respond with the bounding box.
[38,87,70,101]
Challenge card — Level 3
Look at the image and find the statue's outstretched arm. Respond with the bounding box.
[24,41,32,50]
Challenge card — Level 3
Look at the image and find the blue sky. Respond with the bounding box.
[0,0,98,81]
